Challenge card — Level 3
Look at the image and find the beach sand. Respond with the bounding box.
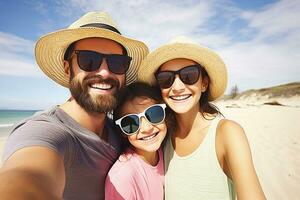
[0,126,12,167]
[0,104,299,199]
[217,103,300,200]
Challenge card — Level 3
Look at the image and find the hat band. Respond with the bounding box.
[80,23,121,34]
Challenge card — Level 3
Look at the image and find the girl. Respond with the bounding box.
[105,82,170,200]
[138,37,266,200]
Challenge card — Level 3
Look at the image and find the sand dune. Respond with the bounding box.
[0,103,299,199]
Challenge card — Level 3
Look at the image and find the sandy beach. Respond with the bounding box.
[0,103,299,199]
[0,126,12,166]
[218,103,300,200]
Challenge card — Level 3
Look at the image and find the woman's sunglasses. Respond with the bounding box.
[73,50,132,74]
[155,64,202,88]
[115,104,166,136]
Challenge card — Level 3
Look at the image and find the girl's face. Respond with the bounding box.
[119,97,167,155]
[158,58,208,114]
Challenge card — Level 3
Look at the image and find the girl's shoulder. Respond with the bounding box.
[118,148,136,162]
[105,150,139,199]
[109,148,138,171]
[107,150,139,183]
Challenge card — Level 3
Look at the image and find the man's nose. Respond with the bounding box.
[94,58,111,77]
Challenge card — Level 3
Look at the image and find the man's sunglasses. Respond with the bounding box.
[72,50,132,74]
[115,104,166,136]
[155,64,202,88]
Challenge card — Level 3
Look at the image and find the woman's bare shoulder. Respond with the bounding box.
[216,119,248,147]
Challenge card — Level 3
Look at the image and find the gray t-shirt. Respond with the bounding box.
[2,106,121,200]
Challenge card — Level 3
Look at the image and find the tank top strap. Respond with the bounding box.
[205,116,223,148]
[206,116,237,200]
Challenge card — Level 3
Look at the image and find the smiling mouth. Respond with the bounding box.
[170,94,191,101]
[90,83,113,90]
[139,132,159,141]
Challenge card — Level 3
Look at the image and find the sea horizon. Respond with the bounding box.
[0,109,42,111]
[0,110,41,127]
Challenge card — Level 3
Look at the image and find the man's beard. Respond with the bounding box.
[69,73,120,114]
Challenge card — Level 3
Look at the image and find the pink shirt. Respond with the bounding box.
[105,148,164,200]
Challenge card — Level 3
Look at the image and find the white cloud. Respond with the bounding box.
[1,0,299,93]
[220,40,300,92]
[0,32,41,77]
[57,0,218,49]
[220,0,300,92]
[240,0,300,41]
[0,58,41,77]
[0,32,34,55]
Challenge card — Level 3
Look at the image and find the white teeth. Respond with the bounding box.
[140,133,157,141]
[91,83,112,90]
[170,95,190,100]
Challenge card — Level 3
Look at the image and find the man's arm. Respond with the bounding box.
[0,146,65,200]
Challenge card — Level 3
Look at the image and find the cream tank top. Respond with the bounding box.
[164,117,236,200]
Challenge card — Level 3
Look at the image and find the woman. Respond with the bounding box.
[138,37,266,200]
[105,82,170,200]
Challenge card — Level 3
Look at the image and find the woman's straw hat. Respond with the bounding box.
[138,36,227,101]
[35,11,149,87]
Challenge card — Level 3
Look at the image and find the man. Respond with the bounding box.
[0,11,148,200]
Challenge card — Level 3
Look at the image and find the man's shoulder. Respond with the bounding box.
[12,106,69,134]
[2,107,75,163]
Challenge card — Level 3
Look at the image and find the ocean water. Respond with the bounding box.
[0,110,39,128]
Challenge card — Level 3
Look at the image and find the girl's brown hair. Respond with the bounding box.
[113,82,174,153]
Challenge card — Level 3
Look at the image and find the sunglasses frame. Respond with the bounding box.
[115,103,167,136]
[73,50,132,74]
[155,64,202,89]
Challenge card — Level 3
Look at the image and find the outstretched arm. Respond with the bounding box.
[0,146,65,200]
[218,120,266,200]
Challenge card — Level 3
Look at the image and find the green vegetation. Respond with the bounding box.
[230,84,239,99]
[237,82,300,98]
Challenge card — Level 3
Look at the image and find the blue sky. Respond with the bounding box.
[0,0,299,110]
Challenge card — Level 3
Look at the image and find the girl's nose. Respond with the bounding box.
[139,117,154,134]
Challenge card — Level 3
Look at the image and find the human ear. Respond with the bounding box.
[63,60,71,79]
[201,76,209,92]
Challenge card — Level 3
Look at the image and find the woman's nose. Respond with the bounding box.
[171,75,185,92]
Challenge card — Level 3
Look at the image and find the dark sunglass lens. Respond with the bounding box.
[107,55,132,74]
[120,115,139,135]
[156,72,175,88]
[180,66,200,85]
[77,51,103,72]
[145,105,165,124]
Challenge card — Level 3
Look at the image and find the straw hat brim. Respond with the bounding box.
[35,27,149,87]
[138,43,227,101]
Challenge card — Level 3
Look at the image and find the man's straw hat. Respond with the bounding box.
[138,36,227,101]
[35,11,149,87]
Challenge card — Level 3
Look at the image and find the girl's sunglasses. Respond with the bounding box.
[73,50,132,74]
[155,64,201,88]
[115,104,166,136]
